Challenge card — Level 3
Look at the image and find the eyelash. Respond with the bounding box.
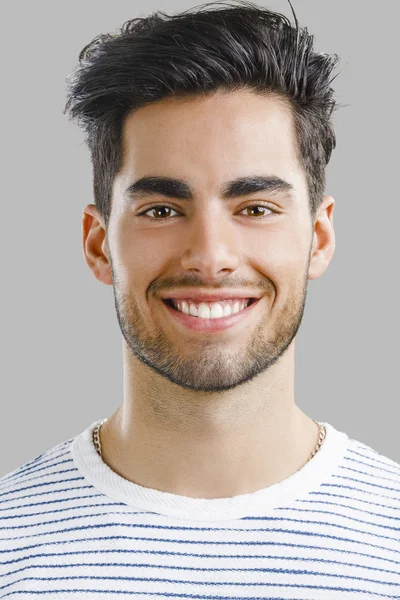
[137,203,279,220]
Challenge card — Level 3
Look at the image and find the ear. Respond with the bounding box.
[82,204,113,286]
[308,195,336,281]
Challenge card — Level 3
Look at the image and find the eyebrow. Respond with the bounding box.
[123,175,294,203]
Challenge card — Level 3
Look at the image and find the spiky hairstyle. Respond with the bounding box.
[64,0,340,228]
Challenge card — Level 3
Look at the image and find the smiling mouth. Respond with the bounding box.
[163,298,258,320]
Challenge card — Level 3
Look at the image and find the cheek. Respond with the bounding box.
[253,226,307,270]
[113,221,174,289]
[250,229,310,307]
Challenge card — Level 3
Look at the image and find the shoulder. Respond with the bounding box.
[336,431,400,503]
[345,433,400,475]
[0,436,82,506]
[0,432,105,566]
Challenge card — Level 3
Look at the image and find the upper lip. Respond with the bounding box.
[159,290,262,302]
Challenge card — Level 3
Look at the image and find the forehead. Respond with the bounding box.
[117,89,305,197]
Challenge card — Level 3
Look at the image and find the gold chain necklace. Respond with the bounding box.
[93,418,326,463]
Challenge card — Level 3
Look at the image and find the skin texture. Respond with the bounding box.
[82,89,335,499]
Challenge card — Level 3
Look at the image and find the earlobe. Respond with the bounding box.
[307,195,336,281]
[82,204,113,286]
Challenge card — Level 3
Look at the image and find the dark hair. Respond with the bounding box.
[63,0,340,229]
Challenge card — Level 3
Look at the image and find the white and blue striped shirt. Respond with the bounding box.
[0,419,399,598]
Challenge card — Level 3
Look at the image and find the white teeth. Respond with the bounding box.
[223,304,232,317]
[171,299,250,319]
[210,303,224,319]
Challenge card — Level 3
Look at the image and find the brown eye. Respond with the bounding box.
[240,204,276,218]
[246,206,269,217]
[138,205,180,219]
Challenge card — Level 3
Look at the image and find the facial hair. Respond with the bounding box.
[108,251,311,393]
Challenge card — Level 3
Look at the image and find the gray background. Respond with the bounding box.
[1,0,398,477]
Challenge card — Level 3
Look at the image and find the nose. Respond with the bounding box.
[180,205,241,279]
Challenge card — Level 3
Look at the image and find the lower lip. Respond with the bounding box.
[161,298,261,333]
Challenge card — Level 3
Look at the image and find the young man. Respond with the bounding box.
[1,1,399,596]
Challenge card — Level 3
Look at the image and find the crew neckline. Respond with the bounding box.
[71,419,349,522]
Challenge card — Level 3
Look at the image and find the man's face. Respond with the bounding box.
[105,90,320,392]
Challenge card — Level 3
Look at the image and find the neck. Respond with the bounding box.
[100,344,319,499]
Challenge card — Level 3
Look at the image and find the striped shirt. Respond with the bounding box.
[0,419,399,598]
